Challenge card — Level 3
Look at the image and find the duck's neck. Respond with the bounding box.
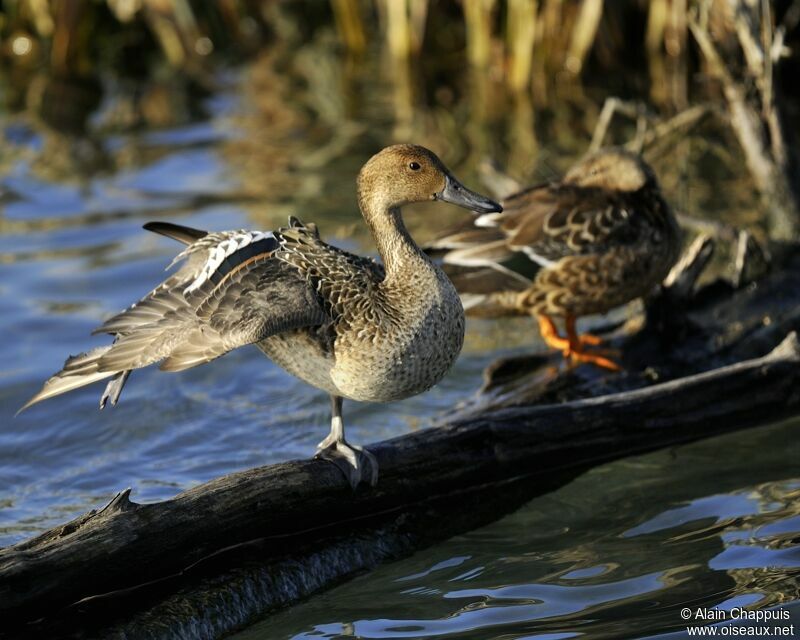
[358,192,431,279]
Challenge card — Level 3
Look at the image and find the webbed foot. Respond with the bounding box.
[567,347,622,371]
[577,332,604,346]
[315,439,379,489]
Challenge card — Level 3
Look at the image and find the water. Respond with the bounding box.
[1,49,798,640]
[236,420,800,639]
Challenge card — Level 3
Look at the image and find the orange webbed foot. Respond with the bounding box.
[577,332,604,346]
[567,348,622,371]
[537,315,571,353]
[534,314,623,372]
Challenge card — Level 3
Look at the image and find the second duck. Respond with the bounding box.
[430,149,681,370]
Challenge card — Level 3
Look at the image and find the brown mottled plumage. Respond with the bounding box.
[20,144,501,487]
[434,149,681,369]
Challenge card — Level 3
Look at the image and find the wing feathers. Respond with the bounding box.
[24,222,343,412]
[18,347,116,413]
[183,233,277,294]
[159,328,228,372]
[144,221,208,245]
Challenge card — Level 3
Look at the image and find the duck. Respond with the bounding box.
[429,148,681,370]
[19,144,502,488]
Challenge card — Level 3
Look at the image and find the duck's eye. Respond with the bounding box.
[409,161,421,171]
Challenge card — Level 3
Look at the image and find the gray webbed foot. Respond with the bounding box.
[315,439,379,489]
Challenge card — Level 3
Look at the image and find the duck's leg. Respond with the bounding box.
[536,314,571,356]
[315,395,379,489]
[565,315,604,346]
[564,315,621,371]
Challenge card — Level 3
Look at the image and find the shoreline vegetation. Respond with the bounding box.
[0,1,799,240]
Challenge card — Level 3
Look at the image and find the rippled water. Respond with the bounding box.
[1,56,799,638]
[236,420,800,639]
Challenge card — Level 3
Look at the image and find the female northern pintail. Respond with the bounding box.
[430,149,681,370]
[21,144,501,487]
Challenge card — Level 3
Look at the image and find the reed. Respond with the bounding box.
[539,0,566,73]
[331,0,366,55]
[408,0,429,54]
[506,0,537,93]
[645,0,691,110]
[0,1,723,100]
[383,0,411,60]
[646,0,669,105]
[564,0,603,75]
[666,0,688,109]
[463,0,497,68]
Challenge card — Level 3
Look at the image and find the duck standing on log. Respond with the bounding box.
[429,149,681,370]
[19,144,502,487]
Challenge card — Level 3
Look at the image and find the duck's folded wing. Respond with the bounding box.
[94,247,328,373]
[423,216,533,291]
[481,184,642,266]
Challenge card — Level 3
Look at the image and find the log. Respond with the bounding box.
[3,245,800,639]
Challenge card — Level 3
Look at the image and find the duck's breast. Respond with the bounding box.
[331,272,465,403]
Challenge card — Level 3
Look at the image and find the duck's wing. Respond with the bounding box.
[424,217,507,254]
[95,226,332,373]
[273,221,386,316]
[424,217,533,293]
[20,221,338,411]
[478,183,645,267]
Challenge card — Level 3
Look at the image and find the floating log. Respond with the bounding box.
[3,244,800,640]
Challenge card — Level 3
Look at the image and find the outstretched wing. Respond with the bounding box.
[20,220,334,412]
[94,229,329,373]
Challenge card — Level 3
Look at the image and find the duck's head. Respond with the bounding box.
[564,148,658,193]
[358,144,502,214]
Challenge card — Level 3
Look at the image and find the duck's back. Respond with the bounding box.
[505,182,679,316]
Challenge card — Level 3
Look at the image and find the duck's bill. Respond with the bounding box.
[436,175,502,214]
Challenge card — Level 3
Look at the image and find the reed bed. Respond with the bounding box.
[0,1,798,239]
[2,0,790,104]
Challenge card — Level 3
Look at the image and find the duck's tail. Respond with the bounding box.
[17,347,128,415]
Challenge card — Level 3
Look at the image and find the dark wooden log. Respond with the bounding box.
[3,245,800,639]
